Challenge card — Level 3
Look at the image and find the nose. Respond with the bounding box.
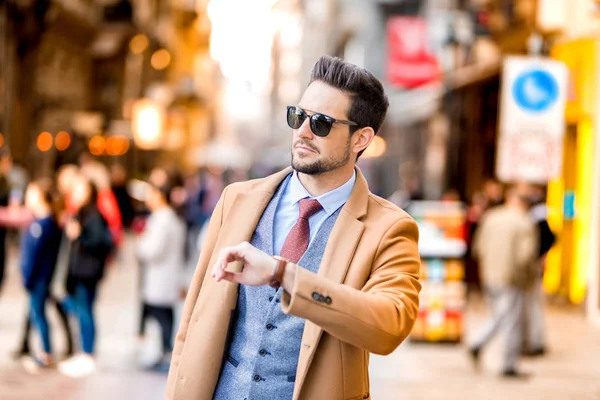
[296,117,314,140]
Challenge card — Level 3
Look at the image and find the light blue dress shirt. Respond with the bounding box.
[273,170,356,256]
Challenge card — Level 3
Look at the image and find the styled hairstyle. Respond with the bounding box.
[309,56,389,157]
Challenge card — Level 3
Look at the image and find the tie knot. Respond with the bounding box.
[298,198,322,220]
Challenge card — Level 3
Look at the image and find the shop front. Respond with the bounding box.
[545,38,600,325]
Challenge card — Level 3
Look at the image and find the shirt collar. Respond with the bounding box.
[288,170,356,216]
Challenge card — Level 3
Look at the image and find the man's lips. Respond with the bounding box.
[295,144,318,153]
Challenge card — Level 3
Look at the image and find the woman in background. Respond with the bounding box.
[20,179,63,369]
[58,176,114,378]
[136,183,186,372]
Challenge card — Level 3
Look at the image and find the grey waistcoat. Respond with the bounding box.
[213,174,342,400]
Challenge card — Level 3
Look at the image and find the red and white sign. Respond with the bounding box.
[496,136,563,184]
[387,17,440,89]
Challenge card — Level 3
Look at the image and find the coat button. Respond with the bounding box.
[253,374,261,382]
[312,292,320,300]
[259,349,267,356]
[325,296,332,305]
[266,323,275,330]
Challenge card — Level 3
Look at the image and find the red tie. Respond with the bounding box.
[280,199,323,263]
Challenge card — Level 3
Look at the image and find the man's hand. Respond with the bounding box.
[211,242,278,286]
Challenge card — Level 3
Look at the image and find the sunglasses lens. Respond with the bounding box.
[287,107,305,129]
[311,114,333,137]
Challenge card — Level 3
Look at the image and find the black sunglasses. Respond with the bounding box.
[286,105,358,137]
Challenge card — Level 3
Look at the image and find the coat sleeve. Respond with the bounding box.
[281,217,421,355]
[166,185,229,397]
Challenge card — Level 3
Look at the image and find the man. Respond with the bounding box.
[136,183,185,372]
[468,187,539,378]
[166,56,421,400]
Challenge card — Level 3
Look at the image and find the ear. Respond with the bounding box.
[351,127,375,155]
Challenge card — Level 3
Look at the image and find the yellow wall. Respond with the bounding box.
[546,39,597,304]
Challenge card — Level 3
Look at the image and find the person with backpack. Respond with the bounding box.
[58,176,114,378]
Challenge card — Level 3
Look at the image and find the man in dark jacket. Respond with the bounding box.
[524,185,555,356]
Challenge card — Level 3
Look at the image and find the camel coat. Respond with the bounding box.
[166,167,421,400]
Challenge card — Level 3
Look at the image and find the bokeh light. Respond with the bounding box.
[151,49,171,70]
[89,136,106,156]
[362,136,387,158]
[106,136,130,156]
[36,132,53,152]
[132,98,165,150]
[129,34,149,54]
[55,131,71,151]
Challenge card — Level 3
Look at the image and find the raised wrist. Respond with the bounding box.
[269,256,287,289]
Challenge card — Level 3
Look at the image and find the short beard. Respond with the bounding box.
[291,137,351,175]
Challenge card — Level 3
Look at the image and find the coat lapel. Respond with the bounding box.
[293,168,370,398]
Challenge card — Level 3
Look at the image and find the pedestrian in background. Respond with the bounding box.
[19,179,64,371]
[136,183,185,372]
[523,184,555,357]
[58,176,114,378]
[0,149,13,292]
[468,186,539,378]
[10,176,74,362]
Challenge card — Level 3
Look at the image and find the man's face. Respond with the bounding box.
[291,81,354,175]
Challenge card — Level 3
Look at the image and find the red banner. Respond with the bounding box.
[387,17,440,89]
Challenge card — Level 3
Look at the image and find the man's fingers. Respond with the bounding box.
[220,271,242,283]
[212,244,246,281]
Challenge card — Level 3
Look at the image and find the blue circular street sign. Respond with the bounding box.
[512,69,560,113]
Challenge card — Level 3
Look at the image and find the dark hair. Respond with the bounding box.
[80,177,99,208]
[309,56,389,157]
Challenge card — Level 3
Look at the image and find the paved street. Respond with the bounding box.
[1,237,599,400]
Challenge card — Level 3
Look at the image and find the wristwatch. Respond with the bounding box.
[269,256,288,290]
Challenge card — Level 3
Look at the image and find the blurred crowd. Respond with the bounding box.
[0,148,227,377]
